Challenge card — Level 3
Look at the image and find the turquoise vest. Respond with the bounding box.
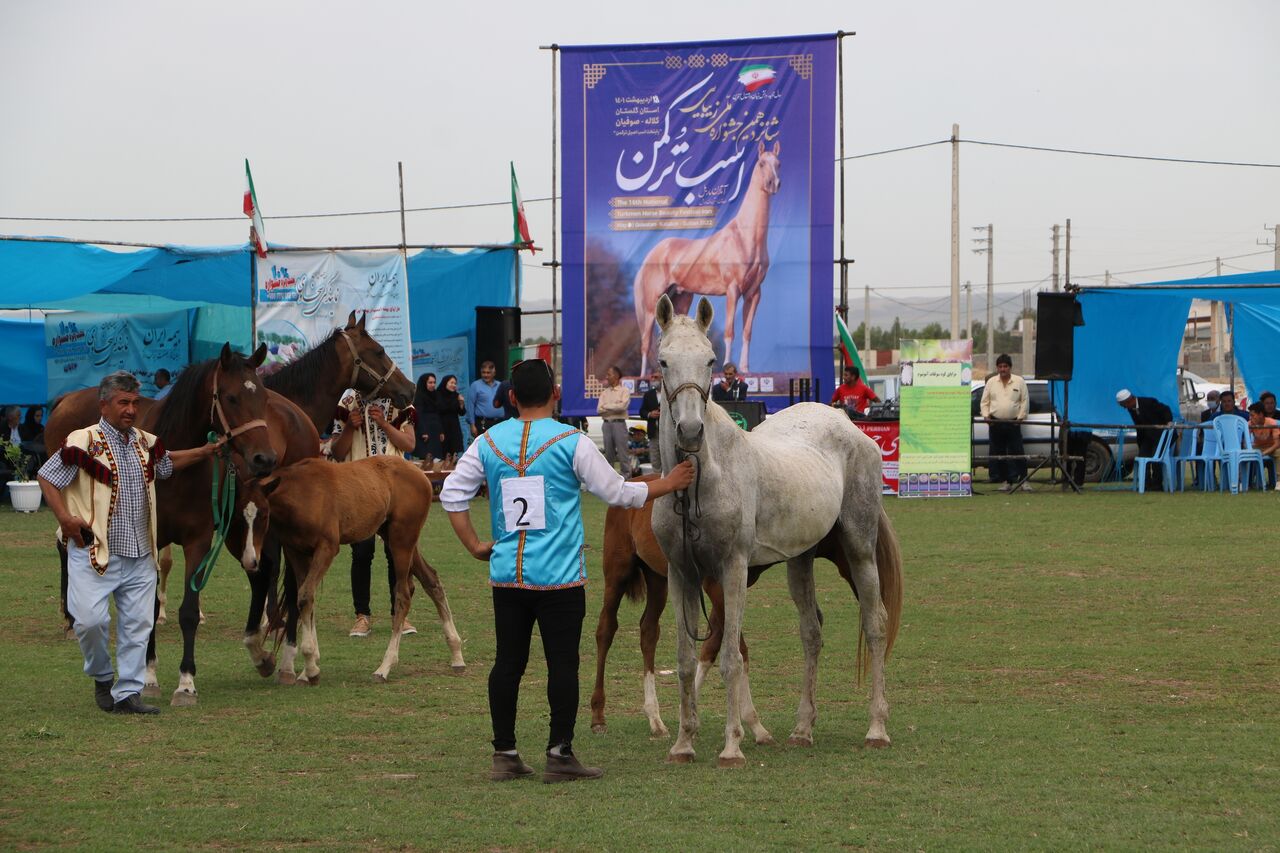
[477,418,587,589]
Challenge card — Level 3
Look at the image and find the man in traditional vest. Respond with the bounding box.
[327,387,417,638]
[38,371,218,714]
[440,359,694,783]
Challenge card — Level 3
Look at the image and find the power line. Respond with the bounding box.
[838,139,950,161]
[961,138,1280,169]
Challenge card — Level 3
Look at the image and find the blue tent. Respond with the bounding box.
[1055,270,1280,424]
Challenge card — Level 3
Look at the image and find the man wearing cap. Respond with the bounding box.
[1200,390,1221,423]
[1116,389,1174,489]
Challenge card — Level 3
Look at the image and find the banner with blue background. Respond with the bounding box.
[45,310,189,399]
[560,34,836,415]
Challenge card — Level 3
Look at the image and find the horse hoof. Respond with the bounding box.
[304,674,320,686]
[863,737,891,749]
[591,723,607,734]
[450,665,466,675]
[141,683,161,699]
[717,755,747,769]
[372,673,388,684]
[755,734,776,746]
[666,752,695,765]
[651,725,670,739]
[157,615,167,626]
[255,655,276,678]
[277,671,297,686]
[787,735,813,747]
[170,690,198,708]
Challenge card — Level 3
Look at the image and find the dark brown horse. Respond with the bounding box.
[234,455,464,684]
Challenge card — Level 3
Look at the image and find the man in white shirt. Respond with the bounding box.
[980,354,1030,492]
[595,365,634,477]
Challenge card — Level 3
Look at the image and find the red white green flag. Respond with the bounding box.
[835,311,867,375]
[243,159,268,259]
[510,162,538,253]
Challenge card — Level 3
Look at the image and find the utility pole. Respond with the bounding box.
[950,124,961,339]
[1051,224,1060,292]
[1064,218,1072,288]
[1261,224,1280,270]
[972,224,993,371]
[1105,270,1110,287]
[965,281,973,340]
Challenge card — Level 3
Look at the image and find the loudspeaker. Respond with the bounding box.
[719,401,766,431]
[1035,293,1083,380]
[475,306,521,380]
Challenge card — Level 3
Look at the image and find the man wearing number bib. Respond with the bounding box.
[440,359,694,783]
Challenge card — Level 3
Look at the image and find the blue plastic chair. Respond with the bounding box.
[1133,427,1176,494]
[1173,424,1218,491]
[1212,416,1265,494]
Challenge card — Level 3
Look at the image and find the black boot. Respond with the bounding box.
[94,679,114,712]
[543,744,603,784]
[112,694,160,715]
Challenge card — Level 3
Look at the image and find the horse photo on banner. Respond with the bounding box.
[255,250,412,378]
[559,34,837,416]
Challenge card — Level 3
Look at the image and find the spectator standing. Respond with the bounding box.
[639,370,663,472]
[327,388,418,639]
[437,374,467,468]
[412,373,444,471]
[466,360,505,437]
[980,354,1030,492]
[710,363,747,403]
[830,365,879,416]
[596,366,633,478]
[1116,389,1174,490]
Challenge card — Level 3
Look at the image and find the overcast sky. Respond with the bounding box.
[3,1,1277,329]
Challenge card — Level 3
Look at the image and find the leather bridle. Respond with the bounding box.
[210,363,268,452]
[339,329,399,400]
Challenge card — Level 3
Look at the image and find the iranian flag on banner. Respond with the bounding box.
[510,162,538,253]
[835,311,867,375]
[738,64,776,92]
[244,159,268,259]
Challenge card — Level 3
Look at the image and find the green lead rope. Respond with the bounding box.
[190,432,235,593]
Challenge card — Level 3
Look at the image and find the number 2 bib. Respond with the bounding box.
[500,475,546,531]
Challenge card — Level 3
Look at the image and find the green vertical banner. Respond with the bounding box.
[898,339,974,498]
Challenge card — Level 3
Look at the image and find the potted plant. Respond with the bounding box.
[3,442,42,512]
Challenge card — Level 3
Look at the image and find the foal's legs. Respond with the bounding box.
[277,551,302,685]
[408,549,466,672]
[785,551,824,746]
[589,564,628,734]
[242,535,280,678]
[373,536,415,682]
[715,563,750,768]
[296,541,337,685]
[838,522,891,747]
[666,564,702,763]
[638,567,670,737]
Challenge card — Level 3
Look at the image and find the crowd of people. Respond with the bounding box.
[0,404,47,499]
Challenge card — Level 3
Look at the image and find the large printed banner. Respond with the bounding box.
[898,339,973,498]
[255,250,411,379]
[45,310,188,399]
[853,420,900,495]
[560,34,837,415]
[411,335,470,388]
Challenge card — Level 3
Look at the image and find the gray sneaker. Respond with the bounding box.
[490,751,535,782]
[543,747,604,783]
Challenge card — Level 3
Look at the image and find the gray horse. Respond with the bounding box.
[650,294,903,767]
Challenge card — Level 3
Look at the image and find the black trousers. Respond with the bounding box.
[989,421,1027,484]
[350,536,397,617]
[489,585,586,752]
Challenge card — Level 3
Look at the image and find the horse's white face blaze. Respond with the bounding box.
[656,296,716,452]
[240,501,259,570]
[243,380,257,392]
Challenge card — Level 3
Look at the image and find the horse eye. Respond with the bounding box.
[377,349,385,358]
[227,394,238,405]
[659,360,667,368]
[706,359,715,367]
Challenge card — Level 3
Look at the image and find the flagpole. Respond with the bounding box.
[248,229,257,349]
[547,44,561,382]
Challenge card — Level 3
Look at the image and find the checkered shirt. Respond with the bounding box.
[38,417,173,558]
[328,390,413,459]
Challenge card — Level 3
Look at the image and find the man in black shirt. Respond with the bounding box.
[639,370,663,472]
[710,363,747,403]
[1116,388,1173,489]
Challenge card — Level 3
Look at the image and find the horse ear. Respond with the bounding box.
[219,342,234,368]
[357,312,368,332]
[695,297,714,333]
[249,342,268,368]
[655,294,674,331]
[757,139,765,157]
[772,140,780,156]
[345,310,358,329]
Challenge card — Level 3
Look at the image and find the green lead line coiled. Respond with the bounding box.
[190,431,235,593]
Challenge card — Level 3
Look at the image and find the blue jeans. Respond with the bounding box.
[66,544,157,702]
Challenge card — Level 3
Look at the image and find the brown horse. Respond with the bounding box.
[591,478,749,737]
[634,139,780,376]
[235,455,464,684]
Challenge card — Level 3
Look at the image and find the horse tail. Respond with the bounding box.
[857,506,904,682]
[622,554,648,603]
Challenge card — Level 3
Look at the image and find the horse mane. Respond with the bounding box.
[264,330,342,400]
[150,357,219,448]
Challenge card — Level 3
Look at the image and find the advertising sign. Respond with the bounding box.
[854,420,900,495]
[45,310,188,399]
[898,339,973,498]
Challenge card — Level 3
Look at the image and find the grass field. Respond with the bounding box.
[1,486,1277,850]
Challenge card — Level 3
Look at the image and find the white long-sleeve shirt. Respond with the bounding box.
[439,429,649,513]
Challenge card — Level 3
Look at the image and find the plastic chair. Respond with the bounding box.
[1212,416,1265,494]
[1133,427,1176,494]
[1173,424,1218,491]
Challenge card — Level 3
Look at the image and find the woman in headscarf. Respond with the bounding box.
[412,373,445,470]
[437,374,466,468]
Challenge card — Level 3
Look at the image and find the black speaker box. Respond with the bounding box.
[1035,293,1083,380]
[475,306,522,380]
[719,401,766,431]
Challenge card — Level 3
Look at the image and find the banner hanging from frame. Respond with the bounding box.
[559,34,837,416]
[45,310,189,399]
[254,250,411,380]
[897,339,973,498]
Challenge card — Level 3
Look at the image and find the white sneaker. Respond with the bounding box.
[998,483,1011,493]
[1020,483,1034,492]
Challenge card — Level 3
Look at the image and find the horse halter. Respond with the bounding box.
[339,329,399,400]
[209,362,268,449]
[661,376,710,424]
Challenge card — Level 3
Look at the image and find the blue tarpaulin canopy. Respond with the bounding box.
[1055,270,1280,424]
